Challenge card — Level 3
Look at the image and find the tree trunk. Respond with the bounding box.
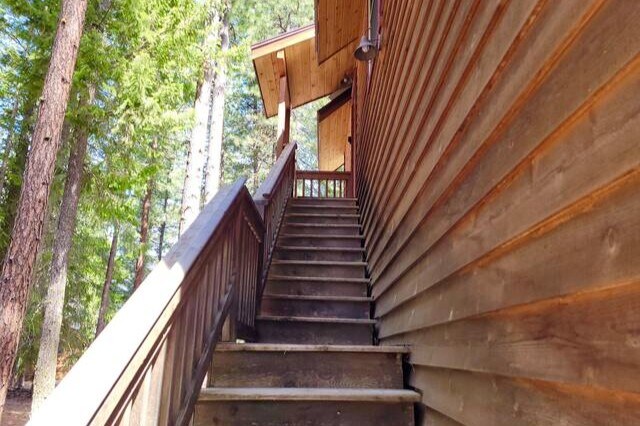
[31,85,95,412]
[134,178,153,289]
[0,98,20,200]
[179,7,225,235]
[0,105,36,260]
[0,0,88,419]
[203,7,230,203]
[95,224,118,337]
[179,67,213,235]
[157,191,168,261]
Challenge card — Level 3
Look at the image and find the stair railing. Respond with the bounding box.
[294,170,353,198]
[29,179,265,426]
[253,142,296,299]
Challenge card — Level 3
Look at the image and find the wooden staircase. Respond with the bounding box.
[194,197,419,425]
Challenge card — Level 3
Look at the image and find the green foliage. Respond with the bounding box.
[1,0,208,376]
[1,0,321,380]
[222,0,319,188]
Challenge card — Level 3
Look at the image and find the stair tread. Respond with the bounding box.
[292,197,358,202]
[285,223,361,228]
[285,213,360,218]
[257,315,375,324]
[263,294,372,302]
[268,275,369,283]
[271,260,367,266]
[199,388,420,402]
[276,246,365,252]
[215,343,409,353]
[289,204,357,209]
[280,233,364,239]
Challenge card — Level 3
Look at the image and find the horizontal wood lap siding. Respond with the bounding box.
[356,0,640,424]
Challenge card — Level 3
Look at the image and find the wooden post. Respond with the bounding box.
[345,136,353,172]
[350,72,358,198]
[275,50,290,158]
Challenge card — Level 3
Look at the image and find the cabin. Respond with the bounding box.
[29,1,640,425]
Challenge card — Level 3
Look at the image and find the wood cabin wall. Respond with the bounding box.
[354,0,640,425]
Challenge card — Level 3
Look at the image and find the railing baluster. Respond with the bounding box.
[170,311,188,418]
[147,339,168,424]
[293,171,352,199]
[129,363,152,425]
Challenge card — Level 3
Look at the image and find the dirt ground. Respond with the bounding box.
[1,391,30,426]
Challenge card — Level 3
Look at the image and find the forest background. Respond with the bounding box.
[0,0,318,411]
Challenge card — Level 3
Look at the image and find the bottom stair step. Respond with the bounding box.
[210,343,407,388]
[195,388,418,426]
[256,316,374,345]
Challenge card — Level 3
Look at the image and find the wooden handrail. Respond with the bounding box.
[253,142,296,301]
[295,170,353,198]
[295,170,351,180]
[29,179,264,426]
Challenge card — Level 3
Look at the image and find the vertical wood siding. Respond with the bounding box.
[355,0,640,424]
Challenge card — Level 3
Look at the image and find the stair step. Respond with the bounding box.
[210,343,406,388]
[215,343,409,353]
[285,223,361,228]
[199,388,420,402]
[287,205,359,215]
[288,204,358,210]
[285,213,360,225]
[195,390,416,425]
[271,260,367,266]
[267,275,369,284]
[274,246,365,262]
[269,260,366,279]
[291,197,359,201]
[279,234,364,239]
[261,293,371,318]
[265,276,369,297]
[290,197,358,207]
[263,294,372,302]
[278,234,363,248]
[256,316,374,345]
[285,212,360,216]
[283,223,361,236]
[256,316,376,324]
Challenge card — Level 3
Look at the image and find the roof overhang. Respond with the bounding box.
[314,0,367,64]
[251,24,357,118]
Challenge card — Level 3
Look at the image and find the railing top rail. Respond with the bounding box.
[254,142,297,203]
[295,170,351,179]
[29,178,261,426]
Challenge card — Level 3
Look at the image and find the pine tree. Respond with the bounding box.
[0,0,89,418]
[180,2,224,233]
[133,178,153,289]
[95,224,118,337]
[204,4,231,202]
[31,85,96,411]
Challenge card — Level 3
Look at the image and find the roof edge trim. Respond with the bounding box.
[251,24,315,60]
